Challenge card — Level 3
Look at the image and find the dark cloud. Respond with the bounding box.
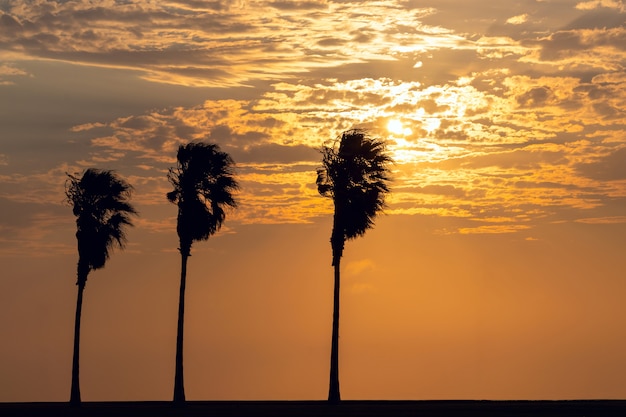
[444,148,567,171]
[516,86,555,108]
[419,98,449,114]
[407,0,574,35]
[317,37,347,47]
[209,124,235,142]
[0,60,221,172]
[230,143,319,164]
[0,12,22,34]
[533,27,626,62]
[592,101,625,120]
[576,147,626,181]
[514,180,576,190]
[351,30,376,43]
[209,124,268,145]
[414,184,467,197]
[0,0,472,87]
[0,197,64,230]
[268,1,328,10]
[565,8,626,30]
[166,1,228,11]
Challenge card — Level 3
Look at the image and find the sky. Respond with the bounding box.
[1,0,626,402]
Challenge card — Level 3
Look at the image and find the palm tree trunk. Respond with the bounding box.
[328,253,341,403]
[173,251,189,404]
[70,276,87,406]
[328,216,344,403]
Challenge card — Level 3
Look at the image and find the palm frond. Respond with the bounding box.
[66,168,137,274]
[317,129,392,241]
[167,142,239,253]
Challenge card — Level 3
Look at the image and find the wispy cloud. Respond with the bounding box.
[506,14,529,25]
[576,0,626,11]
[0,62,29,84]
[0,0,453,86]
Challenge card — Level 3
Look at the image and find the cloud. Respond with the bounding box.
[506,14,528,25]
[516,86,555,107]
[268,1,328,10]
[344,259,377,293]
[575,147,626,181]
[413,185,467,198]
[2,0,626,237]
[0,62,26,76]
[0,0,455,87]
[72,59,626,228]
[345,259,375,277]
[576,0,625,11]
[575,215,626,224]
[0,165,75,205]
[232,144,318,164]
[0,198,74,258]
[0,62,29,84]
[458,224,531,234]
[526,27,626,72]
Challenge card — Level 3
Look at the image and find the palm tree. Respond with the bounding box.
[65,168,137,406]
[167,142,238,404]
[316,129,392,403]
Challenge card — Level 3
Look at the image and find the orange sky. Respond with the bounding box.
[1,0,626,402]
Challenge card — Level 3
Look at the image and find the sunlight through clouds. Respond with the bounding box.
[1,0,626,233]
[34,57,626,230]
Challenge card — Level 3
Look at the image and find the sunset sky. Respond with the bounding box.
[2,0,626,402]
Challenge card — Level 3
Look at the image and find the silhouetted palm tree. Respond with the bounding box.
[65,169,137,406]
[167,142,238,404]
[316,129,392,403]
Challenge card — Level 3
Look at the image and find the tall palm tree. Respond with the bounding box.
[65,168,137,406]
[316,129,392,403]
[167,142,238,404]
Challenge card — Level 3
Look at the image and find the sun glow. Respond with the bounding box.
[422,117,441,133]
[387,119,413,136]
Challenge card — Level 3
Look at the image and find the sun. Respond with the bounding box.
[387,119,413,136]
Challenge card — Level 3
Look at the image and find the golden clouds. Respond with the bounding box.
[458,224,530,235]
[0,0,455,87]
[506,14,529,25]
[69,56,626,232]
[2,0,626,236]
[235,168,322,224]
[576,0,625,11]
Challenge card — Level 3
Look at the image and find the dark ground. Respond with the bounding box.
[1,400,626,417]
